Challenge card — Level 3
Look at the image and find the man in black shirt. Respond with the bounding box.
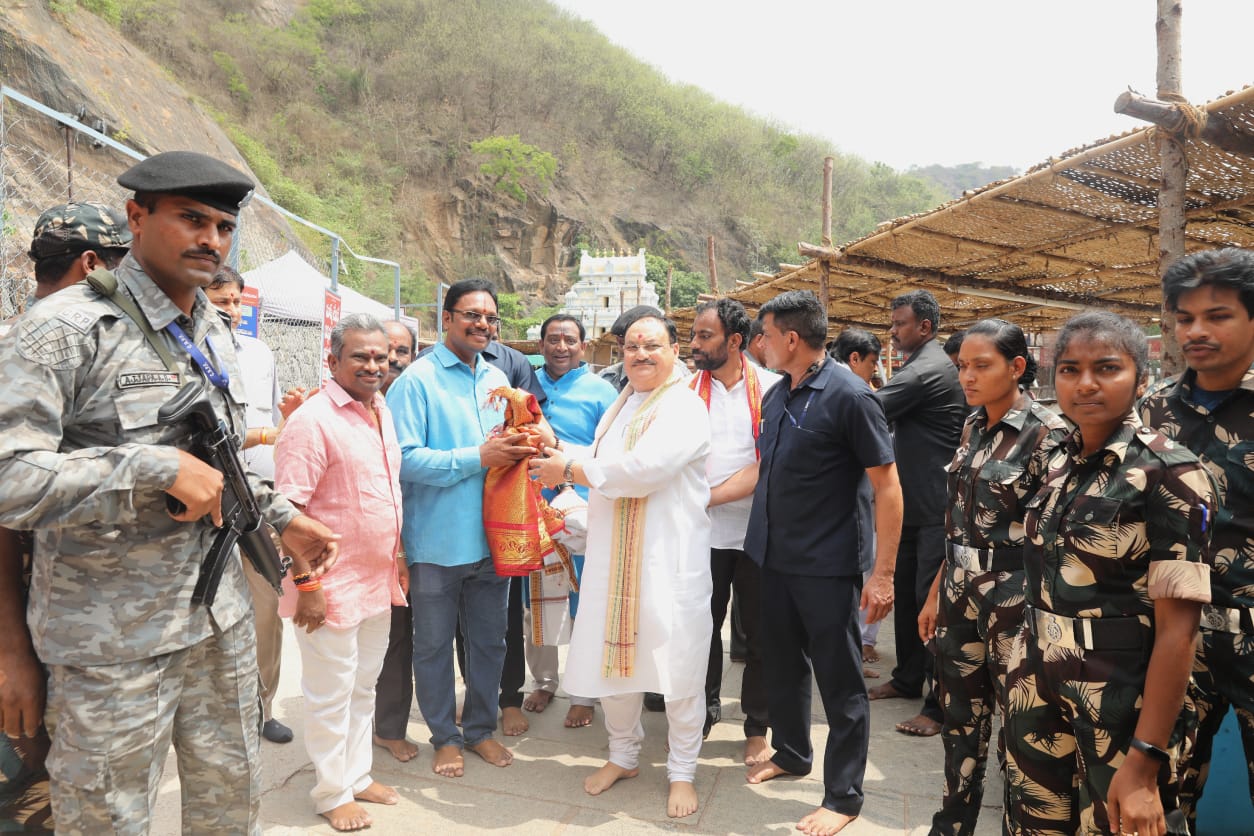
[868,290,967,738]
[744,291,903,836]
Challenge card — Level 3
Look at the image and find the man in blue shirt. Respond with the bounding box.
[387,279,549,778]
[522,314,617,728]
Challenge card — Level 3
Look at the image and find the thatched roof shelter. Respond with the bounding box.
[668,84,1254,339]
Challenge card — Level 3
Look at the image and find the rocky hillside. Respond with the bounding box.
[2,0,950,317]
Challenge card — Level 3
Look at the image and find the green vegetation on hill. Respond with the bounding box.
[908,162,1020,199]
[61,0,950,307]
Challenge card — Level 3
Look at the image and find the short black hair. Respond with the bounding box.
[964,318,1039,388]
[758,290,827,350]
[748,318,764,341]
[610,304,664,338]
[626,314,679,346]
[1055,311,1149,382]
[891,289,941,332]
[694,297,751,347]
[540,313,585,342]
[444,278,498,313]
[1162,248,1254,317]
[33,247,128,285]
[209,265,245,291]
[943,330,966,357]
[832,328,881,364]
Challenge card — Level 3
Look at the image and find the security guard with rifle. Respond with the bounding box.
[0,151,340,835]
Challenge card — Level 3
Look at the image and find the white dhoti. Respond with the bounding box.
[563,379,713,769]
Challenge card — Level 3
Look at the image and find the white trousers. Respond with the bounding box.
[600,692,704,783]
[522,609,594,707]
[294,610,391,813]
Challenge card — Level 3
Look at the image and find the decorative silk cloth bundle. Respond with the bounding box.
[483,386,566,576]
[528,488,585,647]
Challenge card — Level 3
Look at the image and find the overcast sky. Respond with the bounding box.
[549,0,1253,172]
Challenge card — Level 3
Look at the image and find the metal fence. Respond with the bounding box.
[0,85,402,390]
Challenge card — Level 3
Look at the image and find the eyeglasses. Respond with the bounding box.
[622,343,667,355]
[451,309,501,327]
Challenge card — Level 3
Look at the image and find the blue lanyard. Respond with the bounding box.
[165,321,230,391]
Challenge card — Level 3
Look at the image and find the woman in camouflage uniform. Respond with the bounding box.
[1003,312,1215,836]
[918,319,1067,836]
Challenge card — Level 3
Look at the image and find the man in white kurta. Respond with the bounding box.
[531,315,712,818]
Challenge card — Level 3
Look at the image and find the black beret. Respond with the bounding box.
[610,304,664,337]
[117,151,254,215]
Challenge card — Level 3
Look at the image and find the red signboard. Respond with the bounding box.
[321,289,342,386]
[237,285,261,338]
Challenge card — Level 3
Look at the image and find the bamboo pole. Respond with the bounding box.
[818,156,835,310]
[707,236,718,292]
[665,264,674,313]
[1155,0,1186,376]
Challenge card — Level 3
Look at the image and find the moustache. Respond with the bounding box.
[1184,341,1219,351]
[183,249,220,264]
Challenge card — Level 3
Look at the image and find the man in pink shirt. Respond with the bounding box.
[275,313,407,832]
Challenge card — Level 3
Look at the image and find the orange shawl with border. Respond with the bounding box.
[483,386,565,576]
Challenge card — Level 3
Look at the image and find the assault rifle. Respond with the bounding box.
[159,383,289,606]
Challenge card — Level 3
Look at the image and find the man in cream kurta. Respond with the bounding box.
[530,315,712,819]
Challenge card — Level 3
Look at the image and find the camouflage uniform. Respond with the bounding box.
[0,255,299,835]
[1003,414,1215,835]
[1141,364,1254,831]
[930,392,1067,836]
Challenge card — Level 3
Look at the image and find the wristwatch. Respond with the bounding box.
[563,459,575,485]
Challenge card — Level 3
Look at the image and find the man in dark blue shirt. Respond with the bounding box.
[744,291,903,836]
[868,290,967,739]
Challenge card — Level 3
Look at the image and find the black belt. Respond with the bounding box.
[1023,604,1149,651]
[945,541,1021,573]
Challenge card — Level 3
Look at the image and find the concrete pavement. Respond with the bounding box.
[153,614,1004,834]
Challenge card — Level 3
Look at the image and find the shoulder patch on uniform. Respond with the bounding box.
[16,315,93,371]
[56,307,100,334]
[117,372,181,389]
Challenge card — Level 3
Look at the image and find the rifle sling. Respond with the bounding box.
[85,268,182,376]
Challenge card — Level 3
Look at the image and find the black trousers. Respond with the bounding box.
[706,547,768,737]
[374,603,414,740]
[455,576,527,710]
[889,523,945,723]
[761,566,867,816]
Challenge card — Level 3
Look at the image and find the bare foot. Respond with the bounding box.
[373,734,419,763]
[467,737,513,767]
[354,781,399,805]
[320,801,372,831]
[895,714,942,737]
[564,704,594,728]
[867,682,912,700]
[522,688,553,712]
[743,735,770,766]
[747,759,798,784]
[584,761,639,795]
[797,806,857,835]
[862,666,881,679]
[667,780,699,818]
[861,644,880,663]
[501,706,529,736]
[432,745,464,777]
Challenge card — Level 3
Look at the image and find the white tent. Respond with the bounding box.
[242,250,395,323]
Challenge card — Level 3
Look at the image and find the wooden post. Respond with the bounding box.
[707,236,718,293]
[1156,0,1186,376]
[821,156,834,247]
[818,156,834,311]
[665,264,674,313]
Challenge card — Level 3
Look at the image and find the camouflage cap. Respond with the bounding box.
[27,202,132,261]
[117,151,254,215]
